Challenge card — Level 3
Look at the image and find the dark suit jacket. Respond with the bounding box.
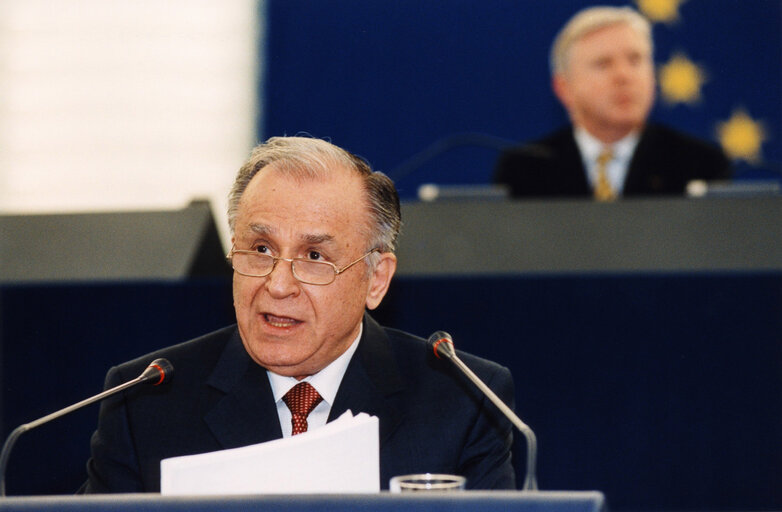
[494,124,732,198]
[82,314,516,492]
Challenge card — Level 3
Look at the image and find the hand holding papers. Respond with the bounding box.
[160,411,379,495]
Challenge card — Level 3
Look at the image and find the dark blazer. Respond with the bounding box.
[82,314,516,492]
[494,124,732,198]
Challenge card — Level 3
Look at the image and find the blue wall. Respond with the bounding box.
[373,273,782,510]
[262,0,781,198]
[2,273,780,509]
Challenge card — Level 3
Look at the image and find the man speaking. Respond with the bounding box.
[82,136,516,492]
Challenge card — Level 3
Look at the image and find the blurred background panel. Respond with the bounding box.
[1,0,779,223]
[0,0,260,244]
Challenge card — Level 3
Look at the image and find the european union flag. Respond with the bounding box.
[643,0,781,182]
[263,0,781,198]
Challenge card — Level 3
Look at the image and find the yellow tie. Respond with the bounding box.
[594,148,616,202]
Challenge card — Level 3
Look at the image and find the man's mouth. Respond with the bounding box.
[264,314,301,328]
[613,93,637,106]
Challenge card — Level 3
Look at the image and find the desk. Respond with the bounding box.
[396,196,781,275]
[0,491,605,512]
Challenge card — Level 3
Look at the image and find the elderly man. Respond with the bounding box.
[495,6,731,200]
[81,136,516,492]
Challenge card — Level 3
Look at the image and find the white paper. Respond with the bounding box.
[160,410,379,495]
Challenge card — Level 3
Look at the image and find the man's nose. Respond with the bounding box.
[613,60,637,82]
[265,258,300,296]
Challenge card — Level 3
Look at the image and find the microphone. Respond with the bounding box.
[427,331,538,491]
[0,358,173,496]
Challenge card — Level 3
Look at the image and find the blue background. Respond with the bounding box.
[262,0,781,198]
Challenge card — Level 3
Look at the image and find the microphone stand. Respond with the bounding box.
[430,332,538,491]
[0,359,172,496]
[448,353,538,491]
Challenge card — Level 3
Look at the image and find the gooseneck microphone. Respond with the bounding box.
[428,331,538,491]
[0,358,173,496]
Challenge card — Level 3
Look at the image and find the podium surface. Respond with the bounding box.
[396,196,781,275]
[0,491,606,512]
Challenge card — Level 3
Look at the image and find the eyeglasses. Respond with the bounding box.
[227,246,380,286]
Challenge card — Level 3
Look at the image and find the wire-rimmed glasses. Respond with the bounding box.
[227,247,379,285]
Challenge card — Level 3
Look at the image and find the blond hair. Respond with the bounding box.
[550,6,652,75]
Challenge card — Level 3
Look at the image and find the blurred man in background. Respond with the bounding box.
[495,6,731,200]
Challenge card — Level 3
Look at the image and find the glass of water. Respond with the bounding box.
[389,473,466,492]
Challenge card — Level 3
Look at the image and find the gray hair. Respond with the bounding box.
[550,6,652,76]
[228,137,401,266]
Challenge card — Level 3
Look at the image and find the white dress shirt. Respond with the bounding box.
[574,127,640,196]
[266,324,362,437]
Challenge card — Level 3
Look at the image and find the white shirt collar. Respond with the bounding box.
[574,127,640,164]
[266,322,362,406]
[574,127,641,194]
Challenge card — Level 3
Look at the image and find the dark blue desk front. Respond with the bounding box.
[2,274,779,510]
[0,491,606,512]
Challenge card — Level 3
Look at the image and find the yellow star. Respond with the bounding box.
[658,53,706,105]
[636,0,686,24]
[716,108,766,164]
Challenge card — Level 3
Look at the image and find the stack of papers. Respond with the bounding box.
[160,410,379,495]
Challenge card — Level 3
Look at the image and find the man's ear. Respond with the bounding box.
[365,252,397,310]
[552,73,572,110]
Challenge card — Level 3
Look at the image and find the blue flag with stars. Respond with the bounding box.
[263,0,781,197]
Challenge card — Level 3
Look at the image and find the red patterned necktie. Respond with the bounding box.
[282,381,323,435]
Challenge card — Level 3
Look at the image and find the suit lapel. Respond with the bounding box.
[201,315,405,450]
[329,314,406,445]
[625,124,666,194]
[557,128,591,194]
[203,330,282,449]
